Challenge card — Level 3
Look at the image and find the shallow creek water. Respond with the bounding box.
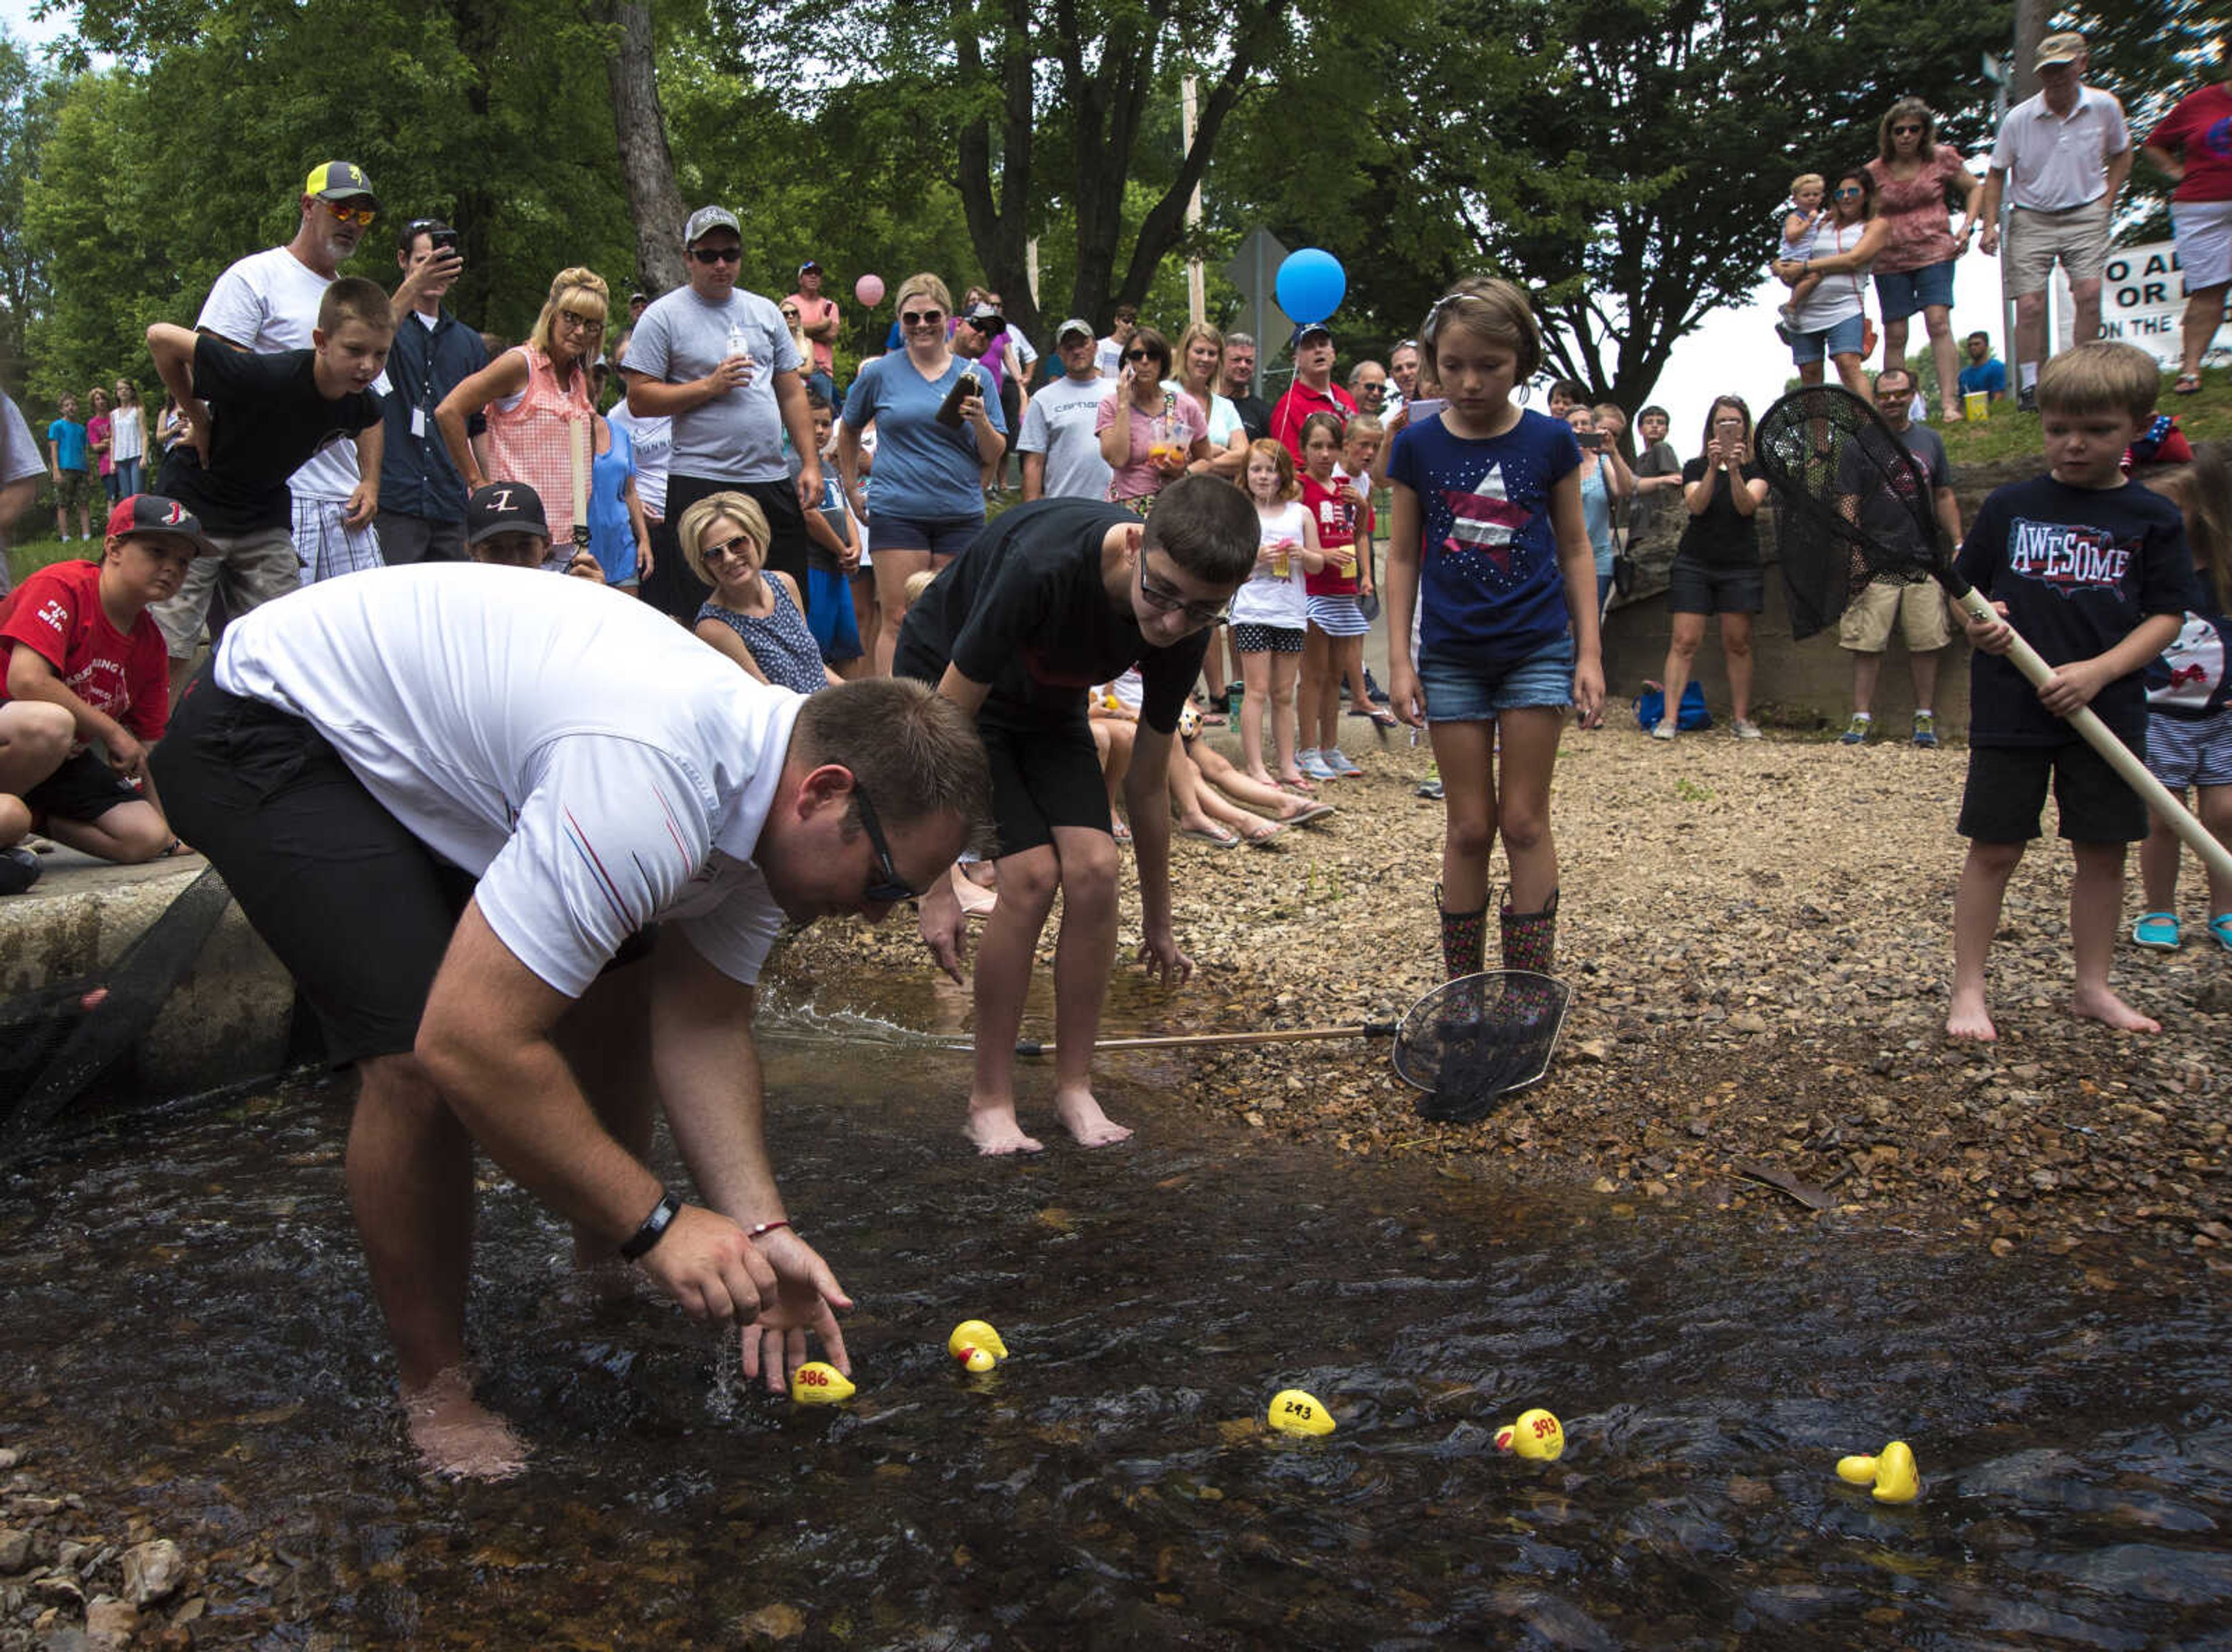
[2,977,2229,1649]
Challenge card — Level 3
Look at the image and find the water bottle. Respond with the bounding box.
[724,320,752,391]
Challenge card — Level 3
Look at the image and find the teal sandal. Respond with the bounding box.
[2131,911,2181,951]
[2211,914,2232,954]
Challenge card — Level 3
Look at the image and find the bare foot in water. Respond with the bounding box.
[402,1368,529,1482]
[1054,1082,1133,1147]
[2070,986,2159,1034]
[1945,989,1997,1042]
[966,1103,1045,1156]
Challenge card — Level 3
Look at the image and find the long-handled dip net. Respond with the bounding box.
[1004,969,1572,1124]
[1755,385,2232,887]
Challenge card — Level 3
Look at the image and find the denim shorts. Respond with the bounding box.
[1419,631,1575,722]
[1873,259,1957,320]
[1790,313,1866,365]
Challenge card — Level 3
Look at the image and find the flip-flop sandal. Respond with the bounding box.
[1242,821,1287,847]
[1285,802,1337,827]
[1178,824,1240,848]
[1277,775,1318,796]
[1368,706,1399,728]
[1111,820,1132,844]
[2175,373,2202,396]
[2131,911,2181,951]
[2211,914,2232,954]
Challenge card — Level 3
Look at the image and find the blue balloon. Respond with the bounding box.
[1275,248,1346,327]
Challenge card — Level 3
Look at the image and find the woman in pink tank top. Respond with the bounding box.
[437,267,608,548]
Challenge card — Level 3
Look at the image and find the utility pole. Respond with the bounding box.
[1182,76,1206,328]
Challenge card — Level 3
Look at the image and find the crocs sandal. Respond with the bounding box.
[2131,911,2181,951]
[2211,914,2232,954]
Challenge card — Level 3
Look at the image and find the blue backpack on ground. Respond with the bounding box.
[1634,680,1711,731]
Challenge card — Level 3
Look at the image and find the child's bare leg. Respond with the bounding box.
[2136,794,2184,916]
[1271,653,1305,784]
[1166,743,1221,836]
[967,843,1061,1154]
[1494,708,1564,913]
[1430,718,1500,913]
[2202,785,2232,918]
[1239,650,1272,782]
[1045,824,1130,1147]
[1299,625,1330,753]
[1197,746,1315,818]
[2069,840,2159,1032]
[1197,782,1278,841]
[1787,274,1822,310]
[1948,838,2023,1040]
[44,799,176,864]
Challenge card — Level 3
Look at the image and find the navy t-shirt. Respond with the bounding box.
[895,497,1209,731]
[159,337,383,534]
[1386,407,1579,671]
[1954,474,2195,748]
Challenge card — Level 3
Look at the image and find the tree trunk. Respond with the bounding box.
[604,0,688,300]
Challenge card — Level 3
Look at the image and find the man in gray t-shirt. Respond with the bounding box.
[1834,367,1963,746]
[1017,320,1114,502]
[623,206,821,619]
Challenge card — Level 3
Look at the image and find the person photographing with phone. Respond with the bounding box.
[1096,326,1208,514]
[835,272,1007,675]
[378,218,489,564]
[1652,396,1769,741]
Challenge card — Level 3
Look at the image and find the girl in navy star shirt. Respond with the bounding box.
[1385,277,1604,986]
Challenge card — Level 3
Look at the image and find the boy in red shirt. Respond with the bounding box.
[0,493,214,879]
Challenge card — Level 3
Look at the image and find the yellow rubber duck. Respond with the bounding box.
[1833,1441,1920,1503]
[1871,1440,1920,1504]
[1267,1389,1335,1436]
[1494,1407,1564,1461]
[948,1319,1008,1371]
[789,1361,855,1404]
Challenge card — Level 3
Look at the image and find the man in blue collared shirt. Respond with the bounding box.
[376,219,489,564]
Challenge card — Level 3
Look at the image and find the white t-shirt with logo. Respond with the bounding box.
[198,245,392,505]
[1017,373,1115,501]
[213,562,800,995]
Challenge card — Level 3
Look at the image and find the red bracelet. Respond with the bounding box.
[748,1219,791,1240]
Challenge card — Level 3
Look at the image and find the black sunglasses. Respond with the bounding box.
[902,308,945,327]
[851,784,918,904]
[690,245,742,264]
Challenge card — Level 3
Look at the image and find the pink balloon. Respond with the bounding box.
[854,274,886,307]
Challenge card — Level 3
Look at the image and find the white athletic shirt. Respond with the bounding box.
[212,563,800,996]
[198,245,393,505]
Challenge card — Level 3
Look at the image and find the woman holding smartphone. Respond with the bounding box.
[1652,396,1769,743]
[1563,403,1632,619]
[836,271,1006,675]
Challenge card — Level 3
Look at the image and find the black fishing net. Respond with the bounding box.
[1397,970,1571,1125]
[1753,386,1951,642]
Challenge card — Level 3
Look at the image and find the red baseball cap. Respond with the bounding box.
[108,494,220,557]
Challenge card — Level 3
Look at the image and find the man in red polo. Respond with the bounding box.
[1270,322,1357,460]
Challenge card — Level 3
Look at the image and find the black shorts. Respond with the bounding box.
[23,748,143,829]
[1666,555,1764,616]
[1958,740,2148,845]
[150,675,653,1066]
[979,717,1111,856]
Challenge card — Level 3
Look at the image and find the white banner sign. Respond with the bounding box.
[2056,238,2232,370]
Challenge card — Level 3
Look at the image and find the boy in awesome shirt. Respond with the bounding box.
[1946,343,2197,1043]
[0,494,214,863]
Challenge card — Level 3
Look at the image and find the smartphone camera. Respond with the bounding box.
[429,226,460,253]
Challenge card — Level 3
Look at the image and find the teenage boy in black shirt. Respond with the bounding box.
[897,475,1257,1154]
[147,276,391,693]
[1947,341,2194,1043]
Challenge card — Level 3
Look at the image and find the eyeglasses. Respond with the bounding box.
[690,245,743,264]
[850,784,919,904]
[901,309,945,327]
[702,532,756,563]
[1137,559,1228,627]
[557,309,604,331]
[324,201,375,226]
[1891,123,1924,134]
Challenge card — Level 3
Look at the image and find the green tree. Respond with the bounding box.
[0,34,63,395]
[1224,0,2014,409]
